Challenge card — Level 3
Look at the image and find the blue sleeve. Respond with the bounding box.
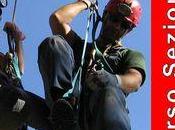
[12,54,22,79]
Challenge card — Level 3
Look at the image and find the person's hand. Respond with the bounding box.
[89,0,97,5]
[77,0,96,8]
[3,21,25,42]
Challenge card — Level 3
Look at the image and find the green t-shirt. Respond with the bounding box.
[64,31,146,86]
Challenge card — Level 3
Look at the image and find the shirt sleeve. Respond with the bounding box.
[124,49,146,86]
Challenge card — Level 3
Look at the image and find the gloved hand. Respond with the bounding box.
[78,0,97,8]
[85,69,120,91]
[3,21,26,42]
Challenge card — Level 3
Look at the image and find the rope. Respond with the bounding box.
[65,2,114,110]
[80,10,93,68]
[65,2,114,98]
[7,0,18,54]
[5,0,20,80]
[91,8,114,73]
[64,10,93,98]
[12,0,18,23]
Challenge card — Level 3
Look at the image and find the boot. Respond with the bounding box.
[50,99,77,130]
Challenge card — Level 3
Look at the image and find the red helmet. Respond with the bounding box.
[104,0,142,26]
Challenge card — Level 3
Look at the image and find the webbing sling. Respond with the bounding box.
[65,3,114,101]
[64,10,94,99]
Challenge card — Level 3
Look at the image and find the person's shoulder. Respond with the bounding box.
[125,48,145,58]
[124,48,146,85]
[44,35,66,41]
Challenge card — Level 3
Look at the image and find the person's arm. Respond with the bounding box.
[49,0,91,42]
[3,22,26,75]
[15,41,24,75]
[117,68,143,93]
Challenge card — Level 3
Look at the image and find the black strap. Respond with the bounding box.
[6,29,15,55]
[12,0,18,22]
[5,0,18,55]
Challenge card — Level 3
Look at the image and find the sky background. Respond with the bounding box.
[0,0,150,130]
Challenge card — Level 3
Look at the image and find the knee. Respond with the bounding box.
[102,114,131,130]
[94,87,131,130]
[102,87,127,109]
[38,35,73,60]
[38,35,67,52]
[0,86,30,120]
[101,94,131,130]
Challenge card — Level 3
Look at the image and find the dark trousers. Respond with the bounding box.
[86,86,131,130]
[0,83,52,130]
[38,35,74,108]
[38,35,131,130]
